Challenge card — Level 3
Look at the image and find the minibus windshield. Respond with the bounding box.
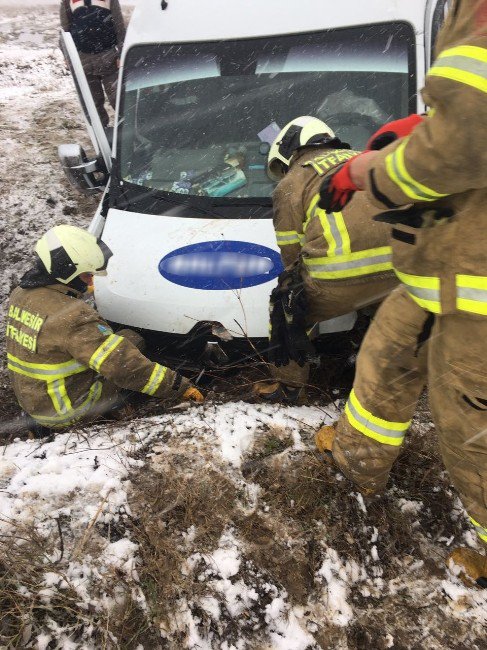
[117,23,414,208]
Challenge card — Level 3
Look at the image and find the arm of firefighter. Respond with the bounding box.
[60,0,71,32]
[111,0,127,49]
[64,305,189,400]
[364,36,487,208]
[272,176,304,269]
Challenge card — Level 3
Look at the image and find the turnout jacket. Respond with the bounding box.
[6,284,188,428]
[363,0,487,316]
[273,147,394,283]
[60,0,126,54]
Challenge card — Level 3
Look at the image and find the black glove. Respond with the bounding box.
[268,268,315,368]
[268,287,289,367]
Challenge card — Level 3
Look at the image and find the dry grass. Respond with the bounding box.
[0,518,155,648]
[0,523,86,647]
[127,460,238,636]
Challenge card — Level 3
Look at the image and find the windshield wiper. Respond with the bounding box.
[113,181,228,218]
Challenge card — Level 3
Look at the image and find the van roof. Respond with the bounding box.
[125,0,425,49]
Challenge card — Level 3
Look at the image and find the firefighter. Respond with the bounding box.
[317,0,487,588]
[254,116,398,403]
[6,225,203,433]
[60,0,126,127]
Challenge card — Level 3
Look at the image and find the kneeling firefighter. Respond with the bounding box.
[6,225,203,432]
[254,116,398,402]
[315,0,487,588]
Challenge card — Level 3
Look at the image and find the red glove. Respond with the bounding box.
[318,153,364,212]
[366,114,424,150]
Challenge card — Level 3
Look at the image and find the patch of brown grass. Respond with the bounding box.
[127,461,238,633]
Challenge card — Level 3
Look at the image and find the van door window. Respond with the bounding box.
[116,22,415,212]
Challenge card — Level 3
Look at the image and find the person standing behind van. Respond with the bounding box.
[60,0,126,127]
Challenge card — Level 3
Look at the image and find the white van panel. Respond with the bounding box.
[125,0,426,51]
[94,209,281,337]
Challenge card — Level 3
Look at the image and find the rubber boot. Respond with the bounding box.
[253,381,306,405]
[447,547,487,588]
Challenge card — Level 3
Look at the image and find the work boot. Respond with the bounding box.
[315,424,378,497]
[447,547,487,588]
[253,381,306,405]
[315,424,335,463]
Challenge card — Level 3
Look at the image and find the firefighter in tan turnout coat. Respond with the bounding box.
[254,117,398,402]
[6,225,203,431]
[317,0,487,587]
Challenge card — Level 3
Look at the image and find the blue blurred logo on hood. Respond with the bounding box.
[158,240,283,290]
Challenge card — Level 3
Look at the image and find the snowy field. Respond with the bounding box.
[1,5,487,649]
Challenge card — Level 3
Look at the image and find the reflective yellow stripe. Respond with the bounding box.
[275,230,302,246]
[430,46,487,94]
[332,212,351,255]
[385,139,448,202]
[469,517,487,543]
[303,246,392,279]
[6,353,87,381]
[142,363,168,396]
[345,389,410,447]
[304,194,320,233]
[46,378,72,416]
[456,274,487,316]
[306,194,352,256]
[89,334,124,372]
[395,270,442,314]
[318,211,338,256]
[33,380,103,428]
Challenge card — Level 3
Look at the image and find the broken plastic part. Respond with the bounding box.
[202,341,229,366]
[211,323,233,342]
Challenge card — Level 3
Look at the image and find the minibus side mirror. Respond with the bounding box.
[58,143,108,195]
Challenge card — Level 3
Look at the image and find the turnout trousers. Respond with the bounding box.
[333,285,487,547]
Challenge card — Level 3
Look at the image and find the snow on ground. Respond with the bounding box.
[0,401,335,648]
[1,399,487,647]
[1,5,487,649]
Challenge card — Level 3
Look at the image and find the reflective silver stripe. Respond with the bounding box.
[346,398,405,440]
[6,354,87,379]
[276,232,301,246]
[326,213,345,255]
[309,252,391,273]
[89,334,124,372]
[404,285,441,303]
[276,233,300,243]
[432,55,487,82]
[457,287,487,302]
[142,364,167,396]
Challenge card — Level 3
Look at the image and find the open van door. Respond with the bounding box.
[58,30,112,193]
[425,0,451,70]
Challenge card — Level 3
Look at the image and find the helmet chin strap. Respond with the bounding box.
[67,275,89,294]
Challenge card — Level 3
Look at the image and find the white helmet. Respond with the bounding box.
[35,225,112,285]
[267,116,336,181]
